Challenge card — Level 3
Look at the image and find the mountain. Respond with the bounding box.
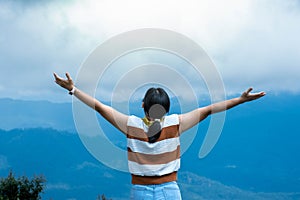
[181,93,300,193]
[1,94,300,199]
[0,128,130,200]
[0,98,75,132]
[179,172,300,200]
[1,128,299,200]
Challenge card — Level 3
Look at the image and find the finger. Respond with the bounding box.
[260,91,266,96]
[254,91,265,96]
[65,72,72,81]
[53,72,62,81]
[251,92,266,99]
[246,87,253,94]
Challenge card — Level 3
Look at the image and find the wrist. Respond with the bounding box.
[238,97,247,104]
[68,87,76,95]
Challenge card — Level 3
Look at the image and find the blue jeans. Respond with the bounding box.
[130,181,182,200]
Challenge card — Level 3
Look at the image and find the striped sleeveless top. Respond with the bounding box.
[127,114,180,185]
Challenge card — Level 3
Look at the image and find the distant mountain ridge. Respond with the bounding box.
[1,94,300,199]
[179,172,300,200]
[0,98,75,131]
[1,128,299,200]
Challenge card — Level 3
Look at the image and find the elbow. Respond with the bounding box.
[197,107,211,122]
[203,106,212,116]
[94,101,103,113]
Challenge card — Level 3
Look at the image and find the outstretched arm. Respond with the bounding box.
[53,72,128,134]
[179,88,266,133]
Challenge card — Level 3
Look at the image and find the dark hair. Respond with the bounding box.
[143,88,170,143]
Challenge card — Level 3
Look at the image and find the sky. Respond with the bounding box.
[1,0,300,102]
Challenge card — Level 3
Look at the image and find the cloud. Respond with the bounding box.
[225,164,237,169]
[46,183,71,190]
[0,0,94,102]
[0,155,10,170]
[75,161,114,178]
[75,161,101,170]
[213,0,300,94]
[46,181,92,192]
[0,0,299,102]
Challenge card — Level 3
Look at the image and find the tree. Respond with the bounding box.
[0,171,18,200]
[0,171,46,200]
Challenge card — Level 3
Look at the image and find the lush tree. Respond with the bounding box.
[0,171,46,200]
[0,171,18,200]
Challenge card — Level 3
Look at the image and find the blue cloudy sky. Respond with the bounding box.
[1,0,300,102]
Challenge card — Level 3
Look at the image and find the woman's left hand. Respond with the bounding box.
[240,87,266,102]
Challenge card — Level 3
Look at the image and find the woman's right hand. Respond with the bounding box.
[53,72,74,91]
[53,72,129,134]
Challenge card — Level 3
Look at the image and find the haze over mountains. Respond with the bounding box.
[1,94,300,199]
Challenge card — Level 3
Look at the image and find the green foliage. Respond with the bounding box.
[0,171,46,200]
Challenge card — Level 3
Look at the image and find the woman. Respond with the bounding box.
[53,72,265,200]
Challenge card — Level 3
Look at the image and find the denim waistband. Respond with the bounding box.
[132,181,178,188]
